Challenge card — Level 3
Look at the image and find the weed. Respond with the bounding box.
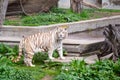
[0,44,18,60]
[1,44,120,80]
[0,44,63,80]
[55,59,120,80]
[0,64,34,80]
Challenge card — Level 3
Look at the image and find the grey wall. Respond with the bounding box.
[102,0,120,10]
[58,0,71,8]
[58,0,120,9]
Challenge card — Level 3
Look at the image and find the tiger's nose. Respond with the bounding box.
[60,35,63,37]
[60,34,64,37]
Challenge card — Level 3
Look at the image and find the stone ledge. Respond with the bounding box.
[63,38,104,53]
[45,55,98,64]
[1,15,120,37]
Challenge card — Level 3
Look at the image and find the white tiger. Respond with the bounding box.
[14,26,68,67]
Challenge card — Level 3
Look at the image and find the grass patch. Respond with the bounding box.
[1,44,120,80]
[0,55,62,80]
[14,62,62,80]
[0,44,64,80]
[4,8,120,26]
[54,59,120,80]
[0,60,62,80]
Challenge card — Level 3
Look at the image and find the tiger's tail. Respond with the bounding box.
[13,41,23,62]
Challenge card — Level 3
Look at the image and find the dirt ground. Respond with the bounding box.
[89,12,120,18]
[41,75,53,80]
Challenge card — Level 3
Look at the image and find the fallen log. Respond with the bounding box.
[83,1,100,9]
[70,0,100,13]
[97,24,120,61]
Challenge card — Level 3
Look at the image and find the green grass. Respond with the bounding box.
[14,62,62,80]
[55,60,120,80]
[0,56,62,80]
[1,44,120,80]
[96,9,120,12]
[0,44,64,80]
[4,8,120,26]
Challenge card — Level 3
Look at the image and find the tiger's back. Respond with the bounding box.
[23,31,54,53]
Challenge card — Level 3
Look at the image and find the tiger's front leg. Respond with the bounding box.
[24,52,35,67]
[57,46,65,60]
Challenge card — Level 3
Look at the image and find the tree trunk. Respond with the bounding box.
[70,0,83,13]
[97,24,120,61]
[0,0,9,26]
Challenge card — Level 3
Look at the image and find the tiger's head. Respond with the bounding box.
[56,26,68,40]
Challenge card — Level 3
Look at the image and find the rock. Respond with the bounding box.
[7,0,59,15]
[63,38,105,55]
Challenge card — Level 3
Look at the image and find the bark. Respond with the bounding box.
[71,0,83,13]
[97,24,120,61]
[0,0,9,26]
[70,0,100,13]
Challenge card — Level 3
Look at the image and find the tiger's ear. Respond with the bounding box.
[60,25,69,30]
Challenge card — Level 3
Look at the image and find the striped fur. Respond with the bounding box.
[14,27,68,67]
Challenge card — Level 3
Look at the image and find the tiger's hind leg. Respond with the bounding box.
[48,49,55,60]
[24,52,35,67]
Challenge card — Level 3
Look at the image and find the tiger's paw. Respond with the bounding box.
[49,57,55,60]
[29,64,35,67]
[60,56,65,60]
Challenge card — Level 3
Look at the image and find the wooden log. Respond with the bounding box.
[6,11,23,16]
[82,1,100,9]
[97,24,120,61]
[70,0,100,13]
[0,0,9,26]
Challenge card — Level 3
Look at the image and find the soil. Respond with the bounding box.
[89,12,120,19]
[41,75,53,80]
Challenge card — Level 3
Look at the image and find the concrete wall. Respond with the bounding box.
[58,0,120,9]
[102,0,120,10]
[0,15,120,37]
[58,0,99,9]
[58,0,71,8]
